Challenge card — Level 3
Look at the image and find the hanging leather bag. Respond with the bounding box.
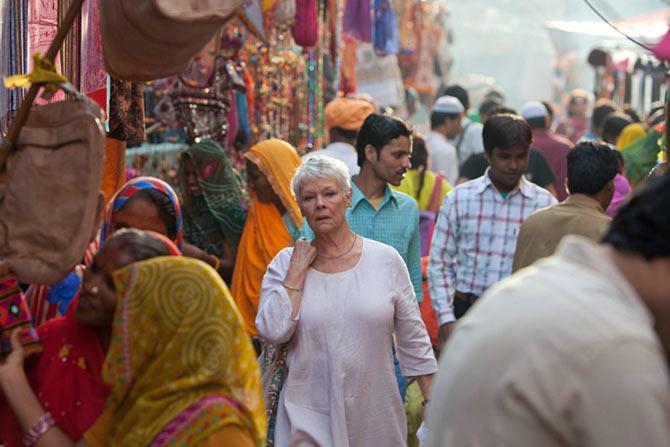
[100,0,244,81]
[0,95,105,285]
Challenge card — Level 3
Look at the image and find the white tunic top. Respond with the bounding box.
[257,238,437,447]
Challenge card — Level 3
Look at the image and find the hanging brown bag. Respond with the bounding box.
[0,95,105,285]
[100,0,243,81]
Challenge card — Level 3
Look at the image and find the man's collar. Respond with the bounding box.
[565,193,606,213]
[476,169,535,199]
[351,176,398,209]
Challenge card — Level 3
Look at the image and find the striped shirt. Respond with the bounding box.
[428,170,556,324]
[302,178,422,301]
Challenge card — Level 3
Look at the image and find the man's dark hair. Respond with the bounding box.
[482,114,532,154]
[330,126,358,143]
[430,111,460,129]
[567,142,619,196]
[592,100,618,132]
[602,112,632,144]
[479,99,502,118]
[541,100,554,122]
[525,117,547,130]
[124,189,178,241]
[410,135,428,170]
[603,173,670,259]
[438,85,469,110]
[491,106,517,115]
[623,105,642,123]
[411,135,430,200]
[356,113,412,167]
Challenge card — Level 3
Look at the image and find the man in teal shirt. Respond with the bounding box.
[303,113,422,301]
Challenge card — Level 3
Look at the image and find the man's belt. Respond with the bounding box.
[454,291,479,305]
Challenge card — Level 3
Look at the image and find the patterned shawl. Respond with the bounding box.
[179,140,248,258]
[98,257,265,446]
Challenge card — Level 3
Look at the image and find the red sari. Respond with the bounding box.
[0,297,109,446]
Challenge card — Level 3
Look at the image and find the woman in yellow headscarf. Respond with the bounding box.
[0,257,265,447]
[616,123,647,150]
[85,257,265,446]
[231,139,302,337]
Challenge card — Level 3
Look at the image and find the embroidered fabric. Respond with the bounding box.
[155,57,246,145]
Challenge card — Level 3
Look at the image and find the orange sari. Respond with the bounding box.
[231,139,302,336]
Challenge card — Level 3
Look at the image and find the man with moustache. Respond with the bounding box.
[303,113,421,301]
[426,174,670,447]
[428,114,556,350]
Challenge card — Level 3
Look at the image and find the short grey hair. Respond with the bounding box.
[292,155,351,201]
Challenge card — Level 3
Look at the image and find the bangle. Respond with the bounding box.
[421,398,430,407]
[282,282,302,292]
[23,411,55,446]
[209,254,221,271]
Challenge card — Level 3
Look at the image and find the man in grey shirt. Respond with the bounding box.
[439,84,484,164]
[427,174,670,447]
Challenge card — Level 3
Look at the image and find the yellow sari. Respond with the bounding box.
[85,257,265,446]
[231,139,302,336]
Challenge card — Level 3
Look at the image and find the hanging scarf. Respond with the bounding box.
[231,139,302,336]
[179,140,248,259]
[91,257,265,446]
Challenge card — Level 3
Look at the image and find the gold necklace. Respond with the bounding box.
[317,234,358,260]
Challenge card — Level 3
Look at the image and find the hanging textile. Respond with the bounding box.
[28,0,64,104]
[58,0,80,89]
[1,0,28,138]
[108,78,145,143]
[80,0,107,111]
[343,0,372,43]
[373,0,399,56]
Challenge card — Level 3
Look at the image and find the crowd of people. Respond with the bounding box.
[0,84,669,447]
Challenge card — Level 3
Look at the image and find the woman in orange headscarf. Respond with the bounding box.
[231,139,302,337]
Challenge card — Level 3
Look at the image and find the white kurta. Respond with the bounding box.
[257,238,437,447]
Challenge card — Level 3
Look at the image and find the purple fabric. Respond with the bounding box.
[344,0,372,43]
[374,0,399,55]
[606,173,632,218]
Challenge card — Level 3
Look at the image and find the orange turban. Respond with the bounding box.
[324,97,375,131]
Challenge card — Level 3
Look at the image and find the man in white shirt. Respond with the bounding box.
[302,96,374,175]
[427,96,462,185]
[428,114,556,350]
[427,174,670,447]
[441,84,485,164]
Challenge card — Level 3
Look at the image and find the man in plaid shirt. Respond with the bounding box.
[428,113,557,350]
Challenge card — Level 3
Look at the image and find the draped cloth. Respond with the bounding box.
[231,139,302,336]
[179,140,248,259]
[0,299,108,447]
[0,235,182,447]
[99,176,184,248]
[616,123,647,151]
[86,257,265,446]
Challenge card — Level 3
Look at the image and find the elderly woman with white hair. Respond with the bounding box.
[256,155,437,447]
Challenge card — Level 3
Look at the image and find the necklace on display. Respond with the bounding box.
[317,234,358,260]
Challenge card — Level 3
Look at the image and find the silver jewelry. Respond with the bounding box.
[90,285,99,295]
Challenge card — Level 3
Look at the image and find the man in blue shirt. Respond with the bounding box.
[304,113,422,301]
